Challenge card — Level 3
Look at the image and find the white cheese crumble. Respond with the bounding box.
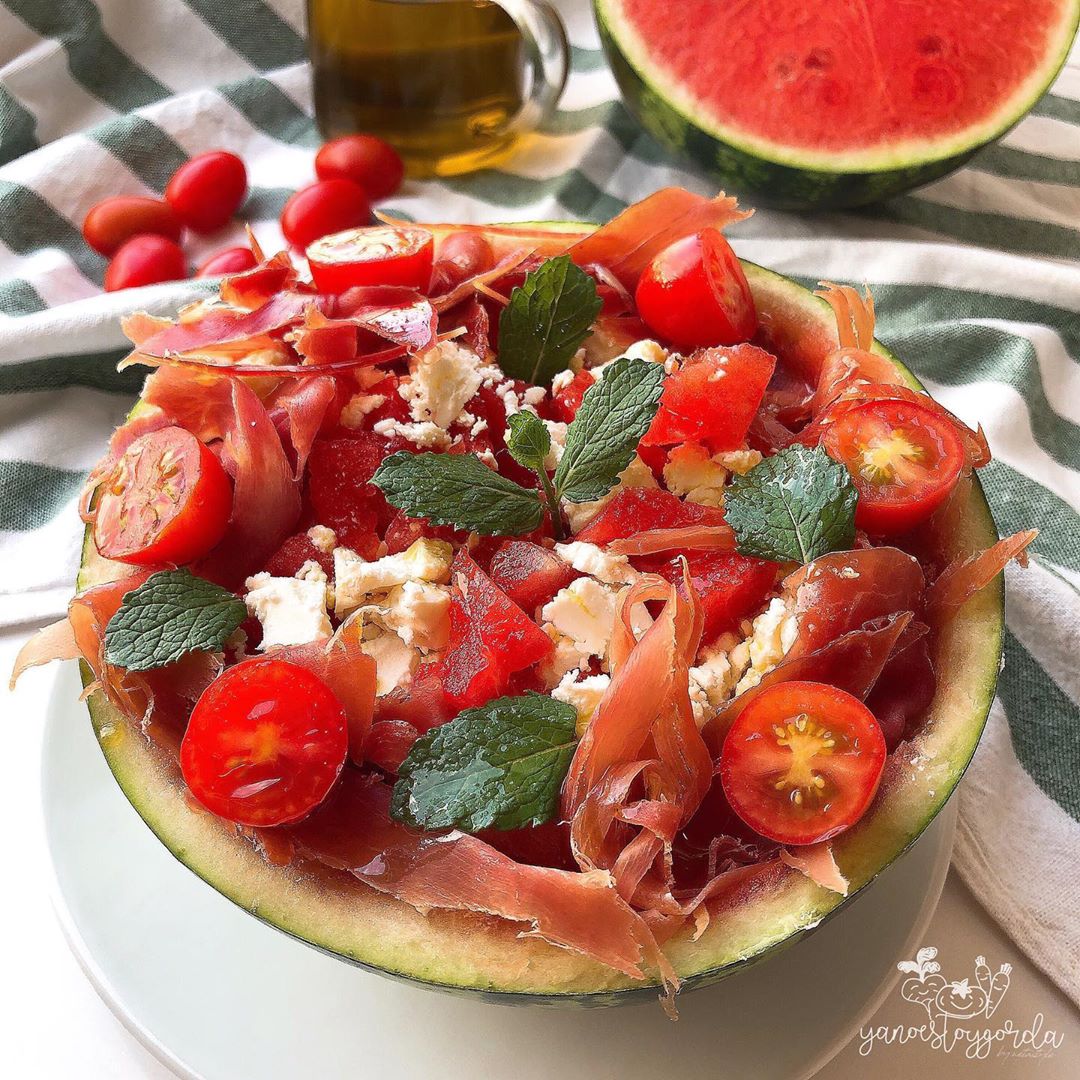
[543,420,568,470]
[733,597,799,696]
[688,634,744,726]
[621,338,668,365]
[334,539,453,618]
[361,628,420,697]
[663,442,729,507]
[372,417,451,450]
[399,340,484,429]
[244,573,332,650]
[551,369,576,394]
[564,454,658,533]
[306,525,337,554]
[339,392,387,428]
[552,670,611,737]
[379,580,450,651]
[713,448,763,475]
[554,541,638,585]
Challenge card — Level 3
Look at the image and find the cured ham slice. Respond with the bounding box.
[219,251,299,309]
[780,843,849,896]
[926,530,1037,617]
[566,189,751,290]
[608,524,736,556]
[268,376,337,479]
[287,773,671,985]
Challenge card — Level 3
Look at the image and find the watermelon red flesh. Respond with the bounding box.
[610,0,1072,155]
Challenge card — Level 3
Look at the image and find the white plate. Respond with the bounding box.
[41,663,956,1080]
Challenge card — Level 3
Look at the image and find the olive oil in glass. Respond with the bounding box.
[308,0,530,177]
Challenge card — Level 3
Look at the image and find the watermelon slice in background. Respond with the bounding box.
[595,0,1080,209]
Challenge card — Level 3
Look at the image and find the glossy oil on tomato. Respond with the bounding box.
[280,179,371,251]
[315,135,405,200]
[181,657,348,827]
[720,681,886,846]
[635,228,756,348]
[196,246,259,278]
[93,426,232,566]
[104,235,187,292]
[307,225,434,292]
[165,151,248,233]
[823,398,966,535]
[83,197,182,257]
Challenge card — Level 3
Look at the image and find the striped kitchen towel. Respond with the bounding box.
[2,0,1078,1009]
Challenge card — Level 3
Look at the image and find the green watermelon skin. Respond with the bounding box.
[596,1,1080,210]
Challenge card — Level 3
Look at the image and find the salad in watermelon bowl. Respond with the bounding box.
[15,188,1033,1008]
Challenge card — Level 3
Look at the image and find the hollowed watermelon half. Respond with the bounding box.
[595,0,1080,209]
[78,246,1003,1004]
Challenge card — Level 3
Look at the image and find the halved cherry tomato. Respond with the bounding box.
[83,196,182,257]
[93,426,232,566]
[307,225,434,292]
[181,657,348,827]
[165,151,247,233]
[280,179,370,251]
[720,681,886,846]
[315,134,405,200]
[196,246,259,278]
[635,228,756,348]
[822,398,966,535]
[104,234,187,292]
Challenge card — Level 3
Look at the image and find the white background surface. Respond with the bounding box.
[3,627,1077,1079]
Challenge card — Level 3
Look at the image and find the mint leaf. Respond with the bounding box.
[372,451,543,536]
[554,356,665,503]
[390,692,578,832]
[497,255,602,386]
[505,411,550,473]
[724,444,858,563]
[104,569,245,671]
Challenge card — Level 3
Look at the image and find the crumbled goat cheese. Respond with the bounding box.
[713,448,763,475]
[372,417,452,450]
[400,340,484,429]
[361,628,420,697]
[663,442,729,507]
[688,634,744,726]
[564,454,658,533]
[733,598,799,696]
[621,339,668,365]
[552,670,611,737]
[551,369,576,394]
[306,525,337,554]
[339,392,387,428]
[543,420,568,470]
[554,541,638,585]
[334,539,453,617]
[244,574,332,650]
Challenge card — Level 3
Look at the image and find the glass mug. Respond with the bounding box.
[307,0,569,177]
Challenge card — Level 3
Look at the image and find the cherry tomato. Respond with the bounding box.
[104,235,187,292]
[93,426,232,565]
[196,246,259,278]
[635,229,756,348]
[83,196,182,257]
[280,179,370,251]
[181,657,348,827]
[315,135,404,200]
[429,232,495,293]
[307,225,434,292]
[822,398,966,535]
[165,151,248,233]
[720,681,886,846]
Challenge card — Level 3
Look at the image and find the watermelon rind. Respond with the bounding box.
[594,0,1080,209]
[76,253,1003,1003]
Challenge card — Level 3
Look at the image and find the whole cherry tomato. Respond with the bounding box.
[196,246,259,278]
[307,225,434,292]
[279,179,371,251]
[822,397,966,535]
[181,657,348,827]
[429,231,495,293]
[720,681,886,846]
[82,196,182,257]
[635,228,757,348]
[103,235,187,292]
[165,151,248,233]
[93,426,232,565]
[315,135,404,200]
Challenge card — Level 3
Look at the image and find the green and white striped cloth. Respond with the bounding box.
[2,0,1078,1007]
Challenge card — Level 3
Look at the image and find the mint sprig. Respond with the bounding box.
[104,569,246,671]
[390,692,578,832]
[724,444,858,563]
[506,411,565,540]
[555,356,665,503]
[497,255,602,386]
[373,451,544,536]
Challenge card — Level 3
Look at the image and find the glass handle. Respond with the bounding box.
[495,0,569,132]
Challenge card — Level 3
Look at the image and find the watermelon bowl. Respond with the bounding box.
[76,247,1003,1007]
[595,0,1080,210]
